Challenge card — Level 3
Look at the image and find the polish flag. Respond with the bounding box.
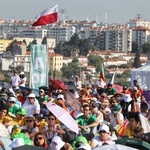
[32,4,58,26]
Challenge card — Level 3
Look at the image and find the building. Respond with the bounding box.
[0,39,12,54]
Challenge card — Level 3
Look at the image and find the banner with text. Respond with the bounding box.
[31,44,47,89]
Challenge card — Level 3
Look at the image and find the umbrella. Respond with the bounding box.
[19,86,39,96]
[0,136,12,150]
[115,137,150,150]
[13,145,47,150]
[113,84,123,93]
[49,79,67,90]
[0,123,10,137]
[62,90,81,111]
[46,102,79,134]
[93,144,138,150]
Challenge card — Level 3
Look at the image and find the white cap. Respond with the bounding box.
[77,143,91,150]
[98,124,110,133]
[39,89,44,93]
[28,93,35,98]
[20,72,24,75]
[91,97,97,101]
[51,136,65,149]
[9,138,24,148]
[8,97,16,102]
[57,94,65,101]
[123,94,132,102]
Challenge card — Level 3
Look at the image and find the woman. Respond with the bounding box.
[45,113,65,142]
[123,112,141,137]
[34,133,49,148]
[21,115,39,140]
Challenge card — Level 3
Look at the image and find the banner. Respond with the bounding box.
[30,44,47,89]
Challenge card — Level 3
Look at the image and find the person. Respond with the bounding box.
[45,113,65,143]
[10,70,20,90]
[132,125,144,139]
[140,102,149,117]
[90,124,115,148]
[95,77,106,88]
[19,72,26,87]
[77,143,91,150]
[123,112,141,137]
[76,104,97,140]
[104,84,116,96]
[21,115,39,140]
[36,89,49,115]
[74,76,82,90]
[34,132,49,148]
[23,93,40,115]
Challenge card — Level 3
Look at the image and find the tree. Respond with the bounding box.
[72,57,79,63]
[133,52,141,68]
[41,36,47,45]
[88,55,103,72]
[32,38,37,44]
[132,41,138,53]
[142,42,150,53]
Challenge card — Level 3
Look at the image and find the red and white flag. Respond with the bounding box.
[32,4,58,26]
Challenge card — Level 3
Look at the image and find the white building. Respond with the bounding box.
[127,19,150,28]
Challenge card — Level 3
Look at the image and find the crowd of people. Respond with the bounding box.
[0,71,150,150]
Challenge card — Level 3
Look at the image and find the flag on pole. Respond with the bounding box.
[100,63,105,81]
[109,70,116,85]
[32,4,58,26]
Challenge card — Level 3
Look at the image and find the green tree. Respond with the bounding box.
[133,52,141,68]
[132,41,138,53]
[72,57,79,63]
[32,38,37,44]
[142,42,150,53]
[88,55,103,72]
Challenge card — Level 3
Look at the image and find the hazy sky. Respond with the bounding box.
[0,0,150,24]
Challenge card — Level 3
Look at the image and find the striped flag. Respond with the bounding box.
[100,63,105,81]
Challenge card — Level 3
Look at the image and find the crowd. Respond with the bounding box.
[0,70,150,150]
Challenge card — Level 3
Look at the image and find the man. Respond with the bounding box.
[90,124,115,148]
[95,77,106,88]
[104,83,116,96]
[74,76,82,89]
[10,70,20,90]
[36,89,49,115]
[76,104,97,140]
[23,93,40,115]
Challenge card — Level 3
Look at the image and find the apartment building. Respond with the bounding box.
[127,19,150,28]
[0,39,12,54]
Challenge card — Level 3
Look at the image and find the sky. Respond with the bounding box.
[0,0,150,24]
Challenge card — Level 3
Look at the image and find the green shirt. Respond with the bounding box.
[76,115,96,126]
[36,95,49,105]
[104,88,116,95]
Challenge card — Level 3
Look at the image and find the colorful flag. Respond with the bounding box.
[109,70,116,85]
[32,4,58,26]
[100,63,105,81]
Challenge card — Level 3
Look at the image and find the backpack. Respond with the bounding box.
[62,128,77,143]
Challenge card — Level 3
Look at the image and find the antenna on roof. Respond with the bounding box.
[92,12,102,23]
[136,14,142,20]
[102,9,112,28]
[59,8,67,21]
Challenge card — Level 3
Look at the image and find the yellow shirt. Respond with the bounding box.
[123,126,132,137]
[14,117,26,127]
[0,116,12,124]
[39,121,48,131]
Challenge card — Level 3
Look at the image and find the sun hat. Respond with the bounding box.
[8,97,16,102]
[51,136,65,149]
[98,124,110,133]
[9,138,24,148]
[77,143,91,150]
[28,93,35,98]
[17,108,27,116]
[57,94,65,101]
[25,115,35,121]
[113,104,121,114]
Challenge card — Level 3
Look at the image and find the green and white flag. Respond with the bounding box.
[30,44,47,89]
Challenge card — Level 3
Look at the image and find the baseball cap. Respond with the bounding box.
[91,102,99,108]
[91,97,97,101]
[25,115,35,121]
[17,108,27,116]
[98,124,110,133]
[8,97,16,102]
[77,143,91,150]
[39,89,44,93]
[28,93,35,98]
[20,72,24,75]
[57,94,65,101]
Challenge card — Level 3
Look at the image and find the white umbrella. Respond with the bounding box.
[93,144,138,150]
[46,102,79,134]
[0,123,9,137]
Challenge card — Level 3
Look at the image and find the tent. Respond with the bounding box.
[131,62,150,90]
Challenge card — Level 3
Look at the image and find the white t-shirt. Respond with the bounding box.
[10,75,20,87]
[20,77,27,87]
[95,80,106,88]
[23,99,40,115]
